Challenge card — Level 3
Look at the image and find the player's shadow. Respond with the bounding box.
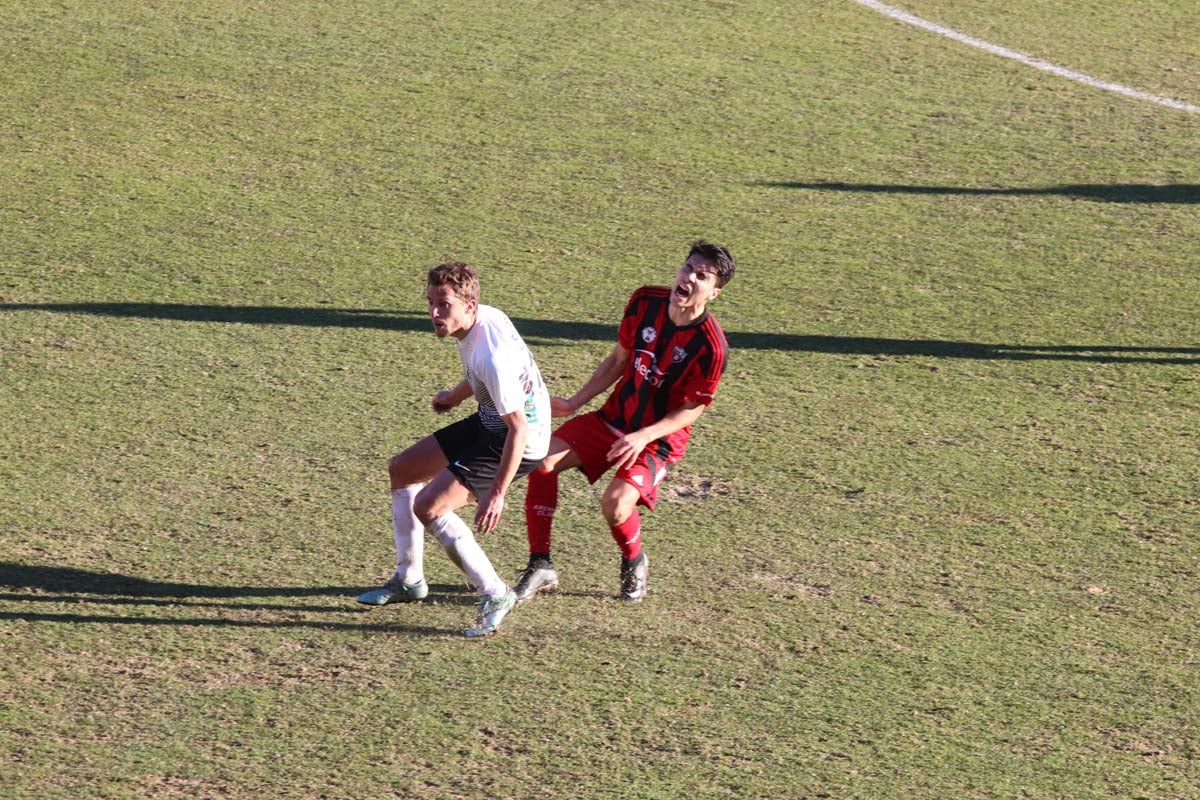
[0,562,475,618]
[0,563,477,633]
[726,334,1200,364]
[3,302,1197,363]
[757,181,1200,204]
[0,562,355,600]
[0,608,464,635]
[0,301,612,344]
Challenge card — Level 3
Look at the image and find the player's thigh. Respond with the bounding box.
[540,435,583,473]
[600,478,640,524]
[389,434,449,488]
[413,469,473,523]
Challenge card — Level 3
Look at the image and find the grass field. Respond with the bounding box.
[2,1,1198,798]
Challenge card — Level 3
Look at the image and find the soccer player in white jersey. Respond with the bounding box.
[356,262,551,638]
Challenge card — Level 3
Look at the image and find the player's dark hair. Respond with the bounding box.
[428,262,480,304]
[688,240,736,287]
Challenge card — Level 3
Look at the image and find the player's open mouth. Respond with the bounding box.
[673,284,690,301]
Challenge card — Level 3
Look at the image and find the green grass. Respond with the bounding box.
[2,1,1198,798]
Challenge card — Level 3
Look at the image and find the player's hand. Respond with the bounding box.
[607,431,650,472]
[550,396,576,418]
[474,491,505,534]
[432,390,458,414]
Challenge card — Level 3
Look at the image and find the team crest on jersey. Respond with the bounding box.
[641,326,657,344]
[672,345,687,363]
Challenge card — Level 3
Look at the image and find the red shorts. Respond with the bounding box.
[553,412,679,510]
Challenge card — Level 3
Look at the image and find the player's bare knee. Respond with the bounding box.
[387,455,410,488]
[412,492,440,525]
[530,466,556,484]
[389,454,431,491]
[601,493,635,526]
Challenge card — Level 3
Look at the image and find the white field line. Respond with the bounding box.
[851,0,1200,114]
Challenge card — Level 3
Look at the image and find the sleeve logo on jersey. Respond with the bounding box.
[641,326,657,344]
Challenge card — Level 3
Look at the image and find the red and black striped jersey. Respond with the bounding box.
[597,285,729,458]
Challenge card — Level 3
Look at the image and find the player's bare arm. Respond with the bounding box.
[607,401,707,471]
[553,343,631,417]
[474,408,528,534]
[432,378,473,414]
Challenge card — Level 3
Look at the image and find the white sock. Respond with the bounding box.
[427,512,507,598]
[392,485,425,585]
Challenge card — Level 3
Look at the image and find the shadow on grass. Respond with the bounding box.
[0,563,359,599]
[4,302,1198,363]
[757,181,1200,204]
[0,563,479,634]
[0,609,461,635]
[0,592,355,613]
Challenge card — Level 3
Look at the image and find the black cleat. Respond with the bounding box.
[619,552,648,601]
[514,558,560,605]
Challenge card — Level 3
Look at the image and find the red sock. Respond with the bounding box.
[610,510,642,560]
[524,468,558,556]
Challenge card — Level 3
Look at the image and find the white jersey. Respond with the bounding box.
[456,305,551,461]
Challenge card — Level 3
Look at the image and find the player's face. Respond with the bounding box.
[670,254,722,312]
[427,285,477,339]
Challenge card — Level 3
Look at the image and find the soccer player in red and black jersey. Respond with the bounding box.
[517,240,735,603]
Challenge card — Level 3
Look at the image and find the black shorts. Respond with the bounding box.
[434,413,543,499]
